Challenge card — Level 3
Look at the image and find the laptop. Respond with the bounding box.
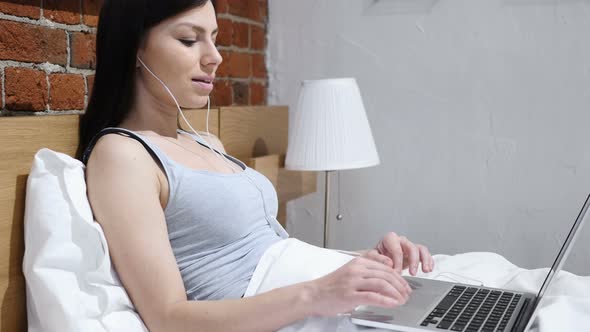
[351,193,590,332]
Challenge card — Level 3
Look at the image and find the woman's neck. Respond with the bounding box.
[120,81,180,138]
[120,108,179,138]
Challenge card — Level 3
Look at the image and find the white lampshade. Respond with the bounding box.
[285,78,380,171]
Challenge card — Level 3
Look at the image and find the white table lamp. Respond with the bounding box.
[285,78,380,248]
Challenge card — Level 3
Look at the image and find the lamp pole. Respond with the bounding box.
[324,170,331,248]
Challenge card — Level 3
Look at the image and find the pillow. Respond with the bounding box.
[23,148,148,332]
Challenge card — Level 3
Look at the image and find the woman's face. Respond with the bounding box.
[137,1,221,109]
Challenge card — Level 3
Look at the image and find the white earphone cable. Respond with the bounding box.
[137,56,235,172]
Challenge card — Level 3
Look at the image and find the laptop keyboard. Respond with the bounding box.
[420,286,522,332]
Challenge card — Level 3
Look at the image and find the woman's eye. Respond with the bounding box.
[179,39,197,46]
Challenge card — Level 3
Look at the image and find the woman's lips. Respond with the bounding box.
[192,79,214,92]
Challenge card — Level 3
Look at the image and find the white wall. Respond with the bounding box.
[268,0,590,275]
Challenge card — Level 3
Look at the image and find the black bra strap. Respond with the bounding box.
[82,127,159,165]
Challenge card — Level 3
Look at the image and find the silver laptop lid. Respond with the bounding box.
[523,193,590,330]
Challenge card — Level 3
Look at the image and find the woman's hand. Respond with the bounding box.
[362,232,434,276]
[308,256,412,317]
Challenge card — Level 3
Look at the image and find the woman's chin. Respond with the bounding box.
[184,95,211,109]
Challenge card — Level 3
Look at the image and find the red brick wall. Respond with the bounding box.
[211,0,269,106]
[0,0,268,116]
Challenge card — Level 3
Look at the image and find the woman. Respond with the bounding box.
[77,0,435,331]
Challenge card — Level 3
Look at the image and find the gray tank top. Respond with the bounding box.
[84,127,289,300]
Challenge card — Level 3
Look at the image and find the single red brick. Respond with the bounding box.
[1,70,3,108]
[86,74,95,96]
[211,79,231,106]
[5,67,47,111]
[0,0,41,19]
[82,0,102,27]
[232,81,248,105]
[257,0,268,21]
[232,21,249,48]
[44,0,81,25]
[216,50,231,77]
[70,32,96,69]
[85,75,95,108]
[227,0,248,17]
[216,18,233,47]
[252,54,266,79]
[231,0,266,22]
[228,52,251,78]
[251,25,265,50]
[215,0,228,14]
[250,81,266,105]
[49,73,85,110]
[0,21,67,65]
[246,0,265,22]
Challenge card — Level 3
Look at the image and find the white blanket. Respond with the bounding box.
[244,238,590,332]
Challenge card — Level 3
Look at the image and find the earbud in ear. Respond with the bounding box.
[136,56,146,68]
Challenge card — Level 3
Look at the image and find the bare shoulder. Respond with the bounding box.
[85,132,161,196]
[87,133,157,173]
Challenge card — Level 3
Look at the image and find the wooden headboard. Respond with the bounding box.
[0,106,316,331]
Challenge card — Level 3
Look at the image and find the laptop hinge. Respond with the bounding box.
[511,298,533,332]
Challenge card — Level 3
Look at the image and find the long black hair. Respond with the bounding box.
[76,0,214,161]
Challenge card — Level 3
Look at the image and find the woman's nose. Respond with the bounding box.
[201,41,223,68]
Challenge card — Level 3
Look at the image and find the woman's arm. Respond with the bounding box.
[163,283,315,331]
[87,134,409,332]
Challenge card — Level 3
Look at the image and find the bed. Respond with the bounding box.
[0,106,316,331]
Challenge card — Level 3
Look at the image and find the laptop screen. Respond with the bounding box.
[525,193,590,328]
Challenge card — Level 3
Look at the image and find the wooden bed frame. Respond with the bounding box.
[0,106,316,331]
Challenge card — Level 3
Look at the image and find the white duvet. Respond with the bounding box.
[245,238,590,332]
